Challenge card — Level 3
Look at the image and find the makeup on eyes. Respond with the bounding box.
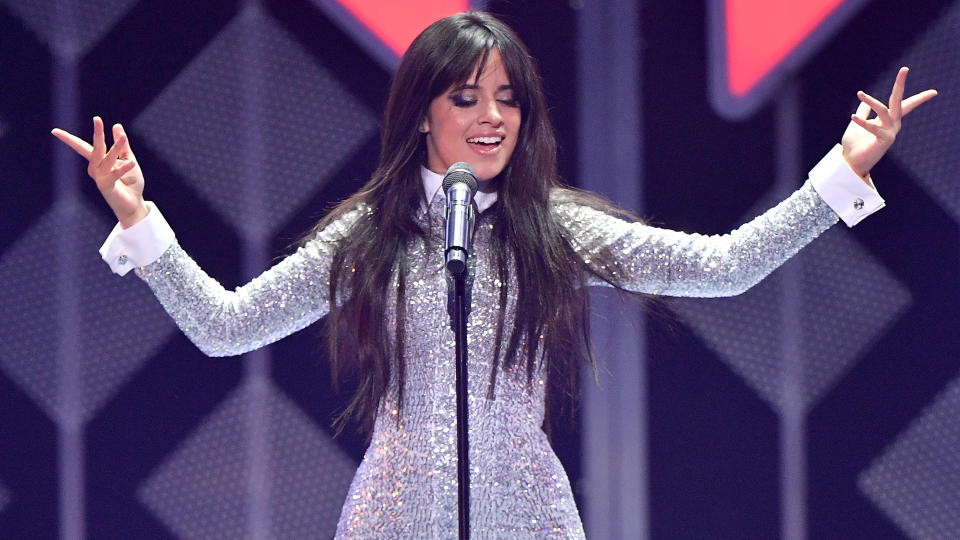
[447,84,517,105]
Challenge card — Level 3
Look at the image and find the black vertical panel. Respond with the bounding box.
[642,1,781,537]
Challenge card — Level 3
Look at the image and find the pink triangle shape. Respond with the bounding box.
[337,0,468,56]
[726,0,846,96]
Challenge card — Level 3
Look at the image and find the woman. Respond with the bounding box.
[53,11,935,539]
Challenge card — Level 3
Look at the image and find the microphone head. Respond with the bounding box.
[442,162,478,194]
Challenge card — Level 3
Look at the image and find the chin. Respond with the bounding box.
[473,164,507,182]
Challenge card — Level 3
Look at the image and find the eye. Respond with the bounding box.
[450,94,477,107]
[496,90,519,107]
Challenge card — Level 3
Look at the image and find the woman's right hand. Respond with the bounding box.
[52,116,149,228]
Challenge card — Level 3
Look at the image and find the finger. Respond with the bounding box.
[854,100,872,120]
[902,89,939,116]
[113,122,136,160]
[112,124,123,154]
[100,133,127,170]
[51,128,94,158]
[92,116,107,164]
[111,123,126,158]
[850,114,885,137]
[858,91,892,124]
[114,160,137,182]
[99,162,136,192]
[888,67,908,119]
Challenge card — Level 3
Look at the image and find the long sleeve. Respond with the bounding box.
[133,206,367,357]
[553,146,882,297]
[554,180,838,297]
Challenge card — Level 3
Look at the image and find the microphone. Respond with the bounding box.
[442,162,478,276]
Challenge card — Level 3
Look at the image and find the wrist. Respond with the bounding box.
[119,203,149,229]
[840,148,873,184]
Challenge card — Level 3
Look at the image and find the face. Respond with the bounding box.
[422,49,521,185]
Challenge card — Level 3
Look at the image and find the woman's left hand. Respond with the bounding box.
[841,67,938,180]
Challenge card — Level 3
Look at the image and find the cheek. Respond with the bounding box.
[507,113,522,138]
[434,115,467,145]
[506,117,522,152]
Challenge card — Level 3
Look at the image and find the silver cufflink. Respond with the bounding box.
[118,254,129,265]
[853,198,864,210]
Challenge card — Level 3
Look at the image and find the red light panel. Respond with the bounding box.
[337,0,468,56]
[726,0,845,96]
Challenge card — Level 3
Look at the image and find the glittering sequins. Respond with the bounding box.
[554,181,837,297]
[135,181,837,539]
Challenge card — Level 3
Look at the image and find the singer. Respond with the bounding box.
[52,11,936,539]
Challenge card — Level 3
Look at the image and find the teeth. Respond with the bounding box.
[467,136,502,144]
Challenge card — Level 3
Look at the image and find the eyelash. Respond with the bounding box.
[450,95,520,108]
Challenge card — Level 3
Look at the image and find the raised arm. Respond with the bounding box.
[556,68,937,298]
[554,179,838,297]
[51,117,363,356]
[131,208,362,356]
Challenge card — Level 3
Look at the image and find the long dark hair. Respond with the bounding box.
[312,12,630,434]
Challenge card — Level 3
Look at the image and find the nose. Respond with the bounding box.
[479,99,503,126]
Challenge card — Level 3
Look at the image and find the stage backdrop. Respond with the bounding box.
[0,0,958,538]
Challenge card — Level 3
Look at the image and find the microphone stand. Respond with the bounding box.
[451,264,470,540]
[442,163,477,540]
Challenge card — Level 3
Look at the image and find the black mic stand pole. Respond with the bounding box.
[452,264,470,540]
[443,163,477,540]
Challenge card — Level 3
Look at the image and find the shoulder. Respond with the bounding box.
[303,199,373,246]
[549,186,640,227]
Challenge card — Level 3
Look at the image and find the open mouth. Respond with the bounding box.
[466,136,503,149]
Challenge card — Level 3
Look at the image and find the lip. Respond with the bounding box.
[466,132,506,156]
[468,141,502,156]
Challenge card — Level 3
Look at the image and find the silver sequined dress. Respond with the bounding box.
[135,181,838,539]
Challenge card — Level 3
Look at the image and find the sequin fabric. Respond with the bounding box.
[136,180,838,538]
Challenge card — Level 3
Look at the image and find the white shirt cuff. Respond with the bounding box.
[809,144,885,227]
[99,201,176,275]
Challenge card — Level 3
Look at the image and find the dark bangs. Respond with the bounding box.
[423,14,535,117]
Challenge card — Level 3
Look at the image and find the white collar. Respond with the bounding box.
[421,166,499,213]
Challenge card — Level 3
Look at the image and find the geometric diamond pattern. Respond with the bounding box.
[0,0,953,536]
[134,7,377,237]
[0,0,140,60]
[669,194,912,412]
[875,0,960,224]
[859,372,960,539]
[0,200,176,425]
[138,380,356,539]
